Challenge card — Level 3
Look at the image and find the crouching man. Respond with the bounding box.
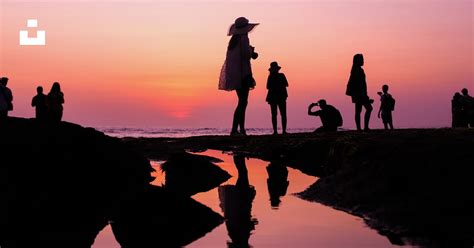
[308,99,343,132]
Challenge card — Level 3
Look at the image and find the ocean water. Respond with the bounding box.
[97,127,316,138]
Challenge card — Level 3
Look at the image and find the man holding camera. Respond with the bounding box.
[308,99,343,132]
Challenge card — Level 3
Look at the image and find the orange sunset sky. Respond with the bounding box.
[0,0,473,129]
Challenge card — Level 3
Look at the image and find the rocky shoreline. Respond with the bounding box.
[124,128,474,247]
[1,118,472,247]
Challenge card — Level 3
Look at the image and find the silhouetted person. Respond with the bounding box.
[47,82,65,122]
[460,88,474,127]
[219,17,259,136]
[31,86,48,121]
[452,92,467,128]
[308,99,343,132]
[346,54,373,130]
[266,161,289,208]
[377,84,395,130]
[266,61,288,135]
[218,154,257,248]
[0,77,13,124]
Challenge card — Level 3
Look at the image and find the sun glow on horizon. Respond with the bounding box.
[0,0,472,128]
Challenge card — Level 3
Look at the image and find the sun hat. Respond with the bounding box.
[228,17,259,36]
[268,61,281,71]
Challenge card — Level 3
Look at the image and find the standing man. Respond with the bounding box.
[0,77,13,124]
[266,61,289,135]
[32,86,48,121]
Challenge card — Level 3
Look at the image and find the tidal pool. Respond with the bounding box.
[93,150,410,247]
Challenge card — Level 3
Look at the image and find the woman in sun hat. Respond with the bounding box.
[219,17,259,136]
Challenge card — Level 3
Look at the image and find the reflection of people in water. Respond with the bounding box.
[218,154,258,248]
[266,161,289,208]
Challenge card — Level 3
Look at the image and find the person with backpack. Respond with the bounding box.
[308,99,343,132]
[0,77,13,125]
[377,84,395,130]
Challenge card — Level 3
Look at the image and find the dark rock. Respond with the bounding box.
[0,118,224,247]
[111,186,223,248]
[161,152,231,196]
[298,129,474,247]
[0,118,154,247]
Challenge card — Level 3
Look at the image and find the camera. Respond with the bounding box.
[251,52,259,59]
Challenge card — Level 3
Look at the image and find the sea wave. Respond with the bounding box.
[96,127,316,138]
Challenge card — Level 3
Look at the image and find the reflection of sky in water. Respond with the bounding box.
[93,150,400,248]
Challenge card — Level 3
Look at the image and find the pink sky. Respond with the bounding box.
[0,0,473,129]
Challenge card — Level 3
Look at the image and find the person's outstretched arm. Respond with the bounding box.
[308,104,319,116]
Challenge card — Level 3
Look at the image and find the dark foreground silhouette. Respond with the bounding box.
[297,130,474,247]
[111,186,223,248]
[0,118,223,248]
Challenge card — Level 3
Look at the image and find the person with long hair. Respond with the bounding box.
[219,17,259,136]
[345,54,373,131]
[47,82,65,122]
